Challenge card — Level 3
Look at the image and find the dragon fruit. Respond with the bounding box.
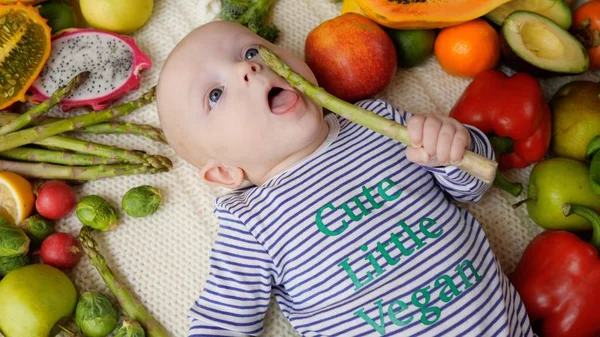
[30,28,152,111]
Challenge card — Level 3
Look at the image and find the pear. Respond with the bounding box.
[550,81,600,161]
[0,264,77,337]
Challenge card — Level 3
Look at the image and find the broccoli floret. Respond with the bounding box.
[220,0,251,21]
[219,0,280,43]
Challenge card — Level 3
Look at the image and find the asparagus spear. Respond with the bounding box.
[0,87,156,153]
[74,122,167,144]
[0,147,120,166]
[0,160,167,180]
[0,112,167,143]
[0,72,89,135]
[257,45,498,184]
[0,112,13,125]
[35,135,172,169]
[78,226,170,337]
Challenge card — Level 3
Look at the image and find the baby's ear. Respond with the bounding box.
[200,161,246,189]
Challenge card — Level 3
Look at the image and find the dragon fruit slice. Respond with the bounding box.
[29,28,152,111]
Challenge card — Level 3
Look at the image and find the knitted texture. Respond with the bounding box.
[8,1,598,336]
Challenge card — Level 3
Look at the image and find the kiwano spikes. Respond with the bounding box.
[29,28,152,111]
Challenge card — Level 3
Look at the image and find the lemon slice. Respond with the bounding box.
[0,171,34,224]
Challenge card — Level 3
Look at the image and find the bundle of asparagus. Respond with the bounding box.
[0,73,172,181]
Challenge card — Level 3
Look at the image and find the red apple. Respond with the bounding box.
[305,13,397,103]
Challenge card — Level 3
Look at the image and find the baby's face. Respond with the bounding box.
[158,21,323,175]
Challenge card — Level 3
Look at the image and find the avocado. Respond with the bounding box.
[501,11,589,75]
[487,0,572,29]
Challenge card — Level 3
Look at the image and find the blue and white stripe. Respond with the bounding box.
[188,99,533,337]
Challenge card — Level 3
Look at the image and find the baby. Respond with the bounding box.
[157,21,534,337]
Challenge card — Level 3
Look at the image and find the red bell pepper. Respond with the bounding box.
[511,203,600,337]
[450,70,552,170]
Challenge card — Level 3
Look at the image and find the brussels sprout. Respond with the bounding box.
[0,217,30,257]
[0,254,29,277]
[122,185,162,218]
[75,292,119,337]
[76,196,119,232]
[115,318,146,337]
[18,215,54,246]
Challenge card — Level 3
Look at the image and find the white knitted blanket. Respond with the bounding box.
[37,0,600,336]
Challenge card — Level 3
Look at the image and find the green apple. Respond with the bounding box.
[79,0,154,34]
[526,157,600,230]
[0,264,77,337]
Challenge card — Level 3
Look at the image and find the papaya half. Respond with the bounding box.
[0,0,46,4]
[355,0,513,29]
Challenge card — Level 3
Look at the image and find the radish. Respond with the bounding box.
[40,232,82,269]
[35,181,77,220]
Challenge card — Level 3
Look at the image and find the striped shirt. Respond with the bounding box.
[188,99,534,337]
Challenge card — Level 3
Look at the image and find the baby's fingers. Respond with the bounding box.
[435,123,455,164]
[407,115,426,148]
[422,117,442,157]
[406,147,430,164]
[450,127,471,164]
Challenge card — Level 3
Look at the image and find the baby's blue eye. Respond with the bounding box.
[245,48,259,60]
[208,87,223,109]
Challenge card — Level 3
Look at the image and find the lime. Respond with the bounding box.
[79,0,153,34]
[386,29,437,68]
[38,1,76,33]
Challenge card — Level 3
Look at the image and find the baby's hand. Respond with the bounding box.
[406,114,471,167]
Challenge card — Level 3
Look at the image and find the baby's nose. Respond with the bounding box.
[238,61,262,82]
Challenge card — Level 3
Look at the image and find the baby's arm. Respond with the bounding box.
[355,99,495,203]
[188,207,277,337]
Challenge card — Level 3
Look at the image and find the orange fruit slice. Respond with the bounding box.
[0,171,34,224]
[0,2,51,109]
[434,19,500,78]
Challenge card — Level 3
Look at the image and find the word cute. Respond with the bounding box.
[315,177,402,237]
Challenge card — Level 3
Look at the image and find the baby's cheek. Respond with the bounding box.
[230,124,269,151]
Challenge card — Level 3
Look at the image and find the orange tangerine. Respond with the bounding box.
[434,19,500,78]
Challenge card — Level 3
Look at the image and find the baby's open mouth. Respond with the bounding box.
[268,86,300,115]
